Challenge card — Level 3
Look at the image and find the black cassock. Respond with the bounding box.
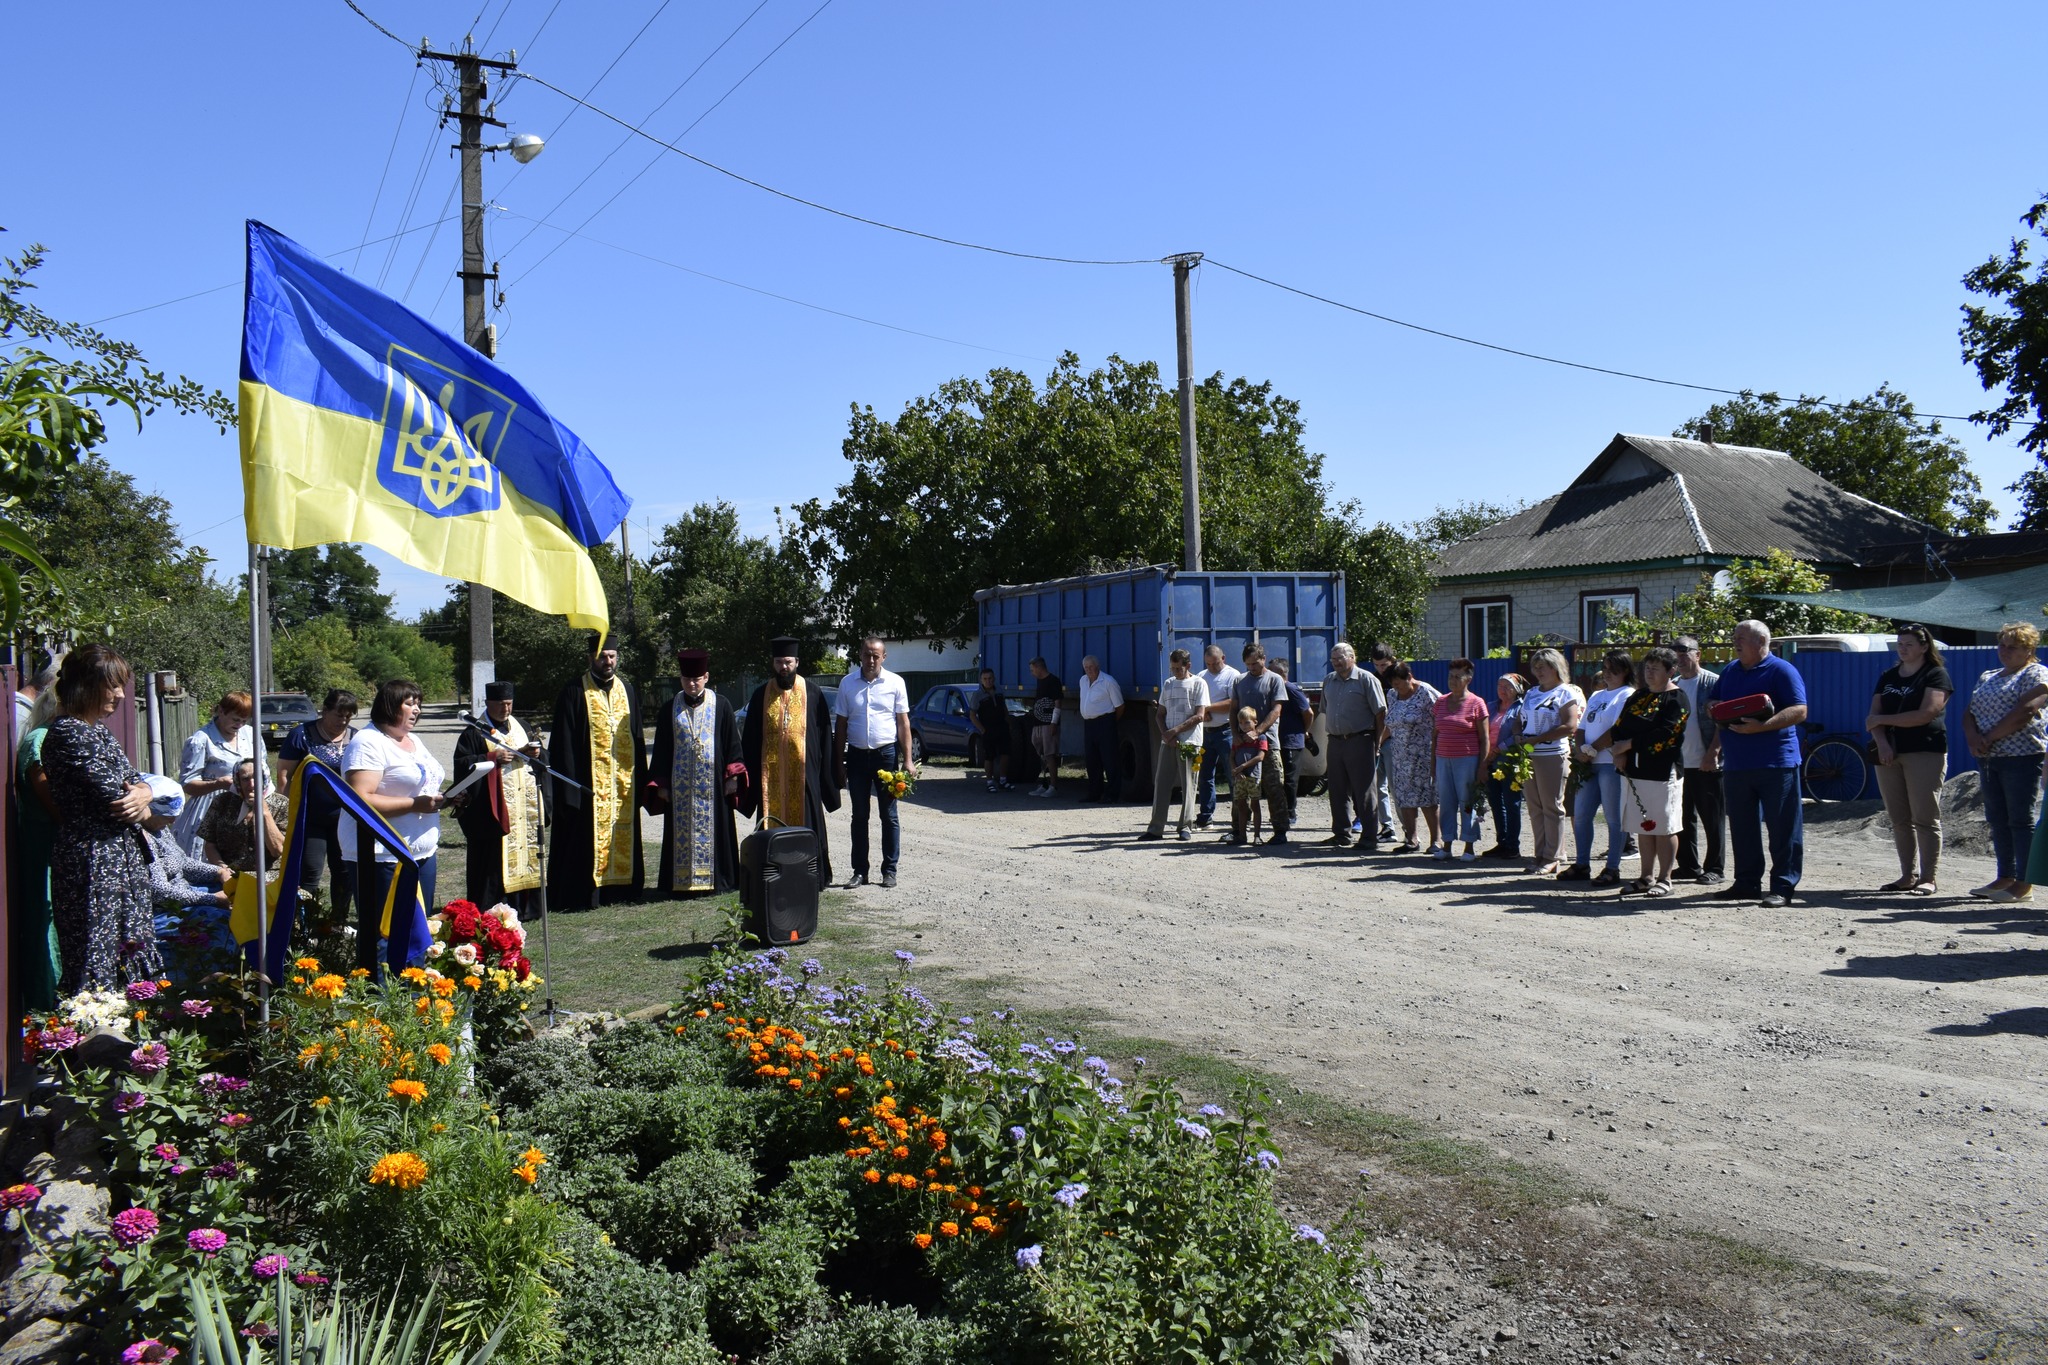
[452,715,542,912]
[737,678,842,886]
[547,673,646,910]
[644,690,743,896]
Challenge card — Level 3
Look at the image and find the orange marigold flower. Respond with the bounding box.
[912,1232,933,1249]
[431,978,455,998]
[308,974,348,1001]
[399,967,427,983]
[367,1152,428,1190]
[892,1146,910,1161]
[972,1216,995,1234]
[901,1176,919,1192]
[294,956,322,971]
[388,1079,428,1103]
[904,1050,918,1061]
[862,1169,881,1184]
[513,1163,538,1184]
[787,1078,803,1090]
[462,975,483,990]
[312,1096,332,1108]
[837,1117,852,1128]
[939,1221,959,1238]
[929,1131,947,1149]
[297,1043,324,1067]
[693,1008,708,1018]
[349,968,371,978]
[427,1044,453,1066]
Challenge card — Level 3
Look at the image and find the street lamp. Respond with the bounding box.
[483,132,545,164]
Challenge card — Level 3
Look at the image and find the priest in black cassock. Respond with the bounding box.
[452,680,544,912]
[738,636,840,885]
[643,648,743,896]
[547,635,646,910]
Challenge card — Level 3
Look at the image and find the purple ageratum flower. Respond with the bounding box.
[128,1043,169,1078]
[1008,1126,1026,1143]
[179,999,213,1019]
[1175,1118,1212,1140]
[186,1228,228,1257]
[957,1016,974,1026]
[252,1253,290,1279]
[763,947,789,965]
[110,1207,160,1248]
[801,958,822,978]
[124,980,160,1003]
[1131,1055,1146,1069]
[1015,1244,1043,1269]
[1197,1104,1225,1118]
[1250,1150,1281,1171]
[1052,1182,1088,1208]
[1051,1040,1077,1056]
[1082,1056,1110,1076]
[112,1091,146,1115]
[893,949,915,965]
[120,1340,177,1364]
[1294,1224,1327,1246]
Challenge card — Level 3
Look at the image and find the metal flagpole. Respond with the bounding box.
[248,544,271,1021]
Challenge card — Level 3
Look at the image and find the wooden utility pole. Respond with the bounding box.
[1170,253,1204,572]
[421,37,516,706]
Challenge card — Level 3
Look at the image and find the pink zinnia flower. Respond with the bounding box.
[179,999,213,1019]
[0,1184,42,1211]
[218,1113,251,1129]
[186,1227,228,1257]
[293,1271,330,1288]
[110,1207,159,1248]
[252,1253,289,1279]
[151,1144,179,1163]
[125,980,159,1003]
[112,1091,146,1115]
[120,1340,177,1363]
[128,1043,169,1078]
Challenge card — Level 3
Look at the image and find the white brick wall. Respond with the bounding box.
[1422,567,1711,657]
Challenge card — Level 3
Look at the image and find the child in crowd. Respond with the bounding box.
[1229,706,1271,844]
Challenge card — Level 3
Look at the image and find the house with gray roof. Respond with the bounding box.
[1423,433,1931,655]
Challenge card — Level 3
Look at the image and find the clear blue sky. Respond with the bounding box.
[11,1,2045,615]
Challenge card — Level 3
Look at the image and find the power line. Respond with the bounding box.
[498,209,1046,359]
[85,216,463,326]
[401,179,462,304]
[375,107,445,289]
[517,0,564,59]
[1202,258,1993,426]
[353,64,423,273]
[504,0,676,200]
[512,0,839,285]
[494,0,778,267]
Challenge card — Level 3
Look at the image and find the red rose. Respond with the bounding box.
[507,954,532,982]
[448,905,483,939]
[486,924,521,957]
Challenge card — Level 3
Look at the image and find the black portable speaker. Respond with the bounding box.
[740,826,821,946]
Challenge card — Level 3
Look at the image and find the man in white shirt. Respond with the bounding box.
[1194,644,1241,827]
[1671,635,1724,885]
[1143,649,1208,841]
[1077,655,1126,803]
[834,637,913,888]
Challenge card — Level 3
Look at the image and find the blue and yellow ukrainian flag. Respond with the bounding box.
[239,220,628,632]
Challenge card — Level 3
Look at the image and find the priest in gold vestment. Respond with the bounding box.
[452,680,543,912]
[547,636,646,909]
[738,635,840,885]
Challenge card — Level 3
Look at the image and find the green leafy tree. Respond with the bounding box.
[269,545,393,631]
[1603,548,1882,643]
[1674,387,1991,534]
[0,237,236,629]
[1314,499,1522,658]
[794,353,1334,642]
[646,502,822,673]
[273,612,368,701]
[1961,192,2048,527]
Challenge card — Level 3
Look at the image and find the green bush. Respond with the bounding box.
[584,1020,721,1090]
[759,1302,979,1365]
[480,1034,598,1112]
[621,1147,755,1264]
[693,1223,831,1356]
[550,1213,721,1365]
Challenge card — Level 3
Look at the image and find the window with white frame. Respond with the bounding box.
[1463,599,1511,657]
[1581,591,1640,642]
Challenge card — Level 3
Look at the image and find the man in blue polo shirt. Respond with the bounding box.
[1708,620,1808,906]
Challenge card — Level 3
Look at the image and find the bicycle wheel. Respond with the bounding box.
[1803,739,1869,803]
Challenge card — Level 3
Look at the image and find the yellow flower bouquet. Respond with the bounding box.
[877,768,919,799]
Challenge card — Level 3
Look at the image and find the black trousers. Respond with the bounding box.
[1677,767,1725,877]
[1083,715,1120,800]
[301,820,356,926]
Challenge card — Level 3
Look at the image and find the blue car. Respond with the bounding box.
[909,684,1024,766]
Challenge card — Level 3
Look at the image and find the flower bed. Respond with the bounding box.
[16,921,1370,1362]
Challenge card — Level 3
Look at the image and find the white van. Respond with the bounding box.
[1771,633,1897,655]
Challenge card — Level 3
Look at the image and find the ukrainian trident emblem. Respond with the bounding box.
[376,345,515,517]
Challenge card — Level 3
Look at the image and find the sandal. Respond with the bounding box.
[1878,876,1917,893]
[1645,880,1672,898]
[1911,880,1937,896]
[1393,842,1421,855]
[1629,875,1652,894]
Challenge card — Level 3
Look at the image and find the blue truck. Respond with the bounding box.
[975,566,1348,799]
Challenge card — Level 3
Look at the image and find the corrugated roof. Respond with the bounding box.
[1434,434,1931,580]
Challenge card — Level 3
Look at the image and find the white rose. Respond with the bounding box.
[426,942,446,959]
[453,943,479,966]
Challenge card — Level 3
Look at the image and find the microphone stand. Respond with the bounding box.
[461,714,582,1028]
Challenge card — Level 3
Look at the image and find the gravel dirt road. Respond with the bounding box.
[820,764,2046,1327]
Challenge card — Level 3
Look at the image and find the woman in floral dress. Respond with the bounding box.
[43,645,160,995]
[1381,662,1443,854]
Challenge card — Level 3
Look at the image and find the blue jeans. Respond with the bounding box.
[1436,755,1481,845]
[1723,766,1802,896]
[1487,773,1523,853]
[1197,727,1232,821]
[845,744,902,877]
[1978,753,2043,881]
[1572,766,1625,870]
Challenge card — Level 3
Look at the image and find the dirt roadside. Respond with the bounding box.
[818,764,2047,1361]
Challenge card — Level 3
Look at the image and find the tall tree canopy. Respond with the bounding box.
[794,353,1333,642]
[1960,191,2048,527]
[268,545,392,632]
[647,502,823,675]
[1674,386,1991,535]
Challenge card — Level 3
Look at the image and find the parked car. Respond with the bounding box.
[910,684,1026,766]
[259,691,320,739]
